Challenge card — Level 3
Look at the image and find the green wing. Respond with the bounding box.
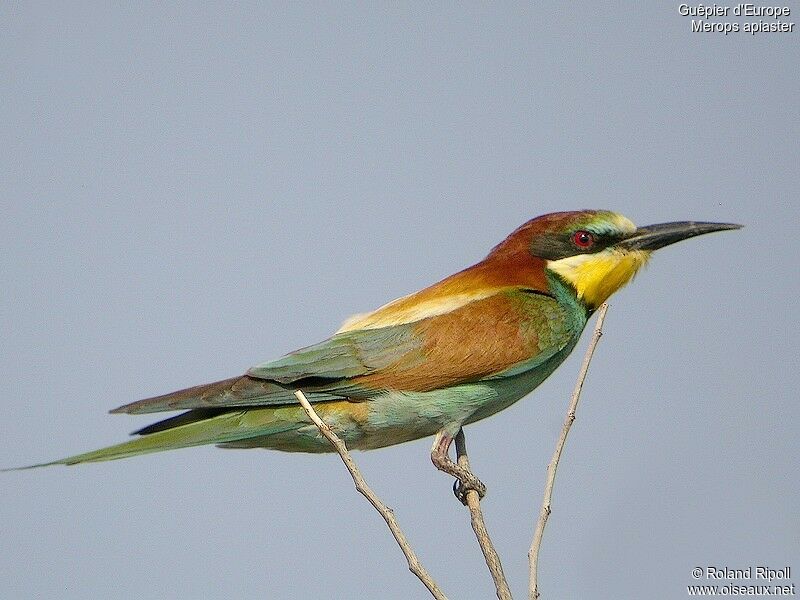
[246,324,422,383]
[111,324,422,415]
[112,288,581,415]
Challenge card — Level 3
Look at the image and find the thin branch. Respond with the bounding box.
[293,390,448,600]
[528,303,609,600]
[455,430,513,600]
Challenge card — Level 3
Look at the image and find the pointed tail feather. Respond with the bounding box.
[110,376,248,415]
[108,375,324,415]
[2,409,296,470]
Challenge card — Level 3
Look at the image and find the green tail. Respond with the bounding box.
[3,408,296,470]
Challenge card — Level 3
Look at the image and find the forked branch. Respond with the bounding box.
[295,302,610,600]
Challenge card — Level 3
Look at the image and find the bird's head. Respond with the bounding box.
[493,210,742,310]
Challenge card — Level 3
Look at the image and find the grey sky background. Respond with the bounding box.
[1,3,797,599]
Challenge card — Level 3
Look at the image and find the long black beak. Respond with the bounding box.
[619,221,743,251]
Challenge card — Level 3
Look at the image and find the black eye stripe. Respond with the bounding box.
[530,231,619,260]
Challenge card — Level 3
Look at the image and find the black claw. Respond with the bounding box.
[453,480,468,505]
[451,477,486,505]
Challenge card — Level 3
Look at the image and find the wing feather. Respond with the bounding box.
[112,288,577,415]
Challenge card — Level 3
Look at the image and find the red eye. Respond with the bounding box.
[572,230,595,249]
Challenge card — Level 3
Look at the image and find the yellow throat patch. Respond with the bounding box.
[547,248,651,308]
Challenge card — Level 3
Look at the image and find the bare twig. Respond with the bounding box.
[293,390,448,600]
[528,303,609,600]
[455,430,513,600]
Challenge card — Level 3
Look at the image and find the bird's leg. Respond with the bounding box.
[431,426,486,504]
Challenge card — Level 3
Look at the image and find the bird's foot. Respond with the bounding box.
[431,443,487,505]
[452,472,487,505]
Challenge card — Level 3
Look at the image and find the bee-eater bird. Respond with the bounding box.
[7,210,740,494]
